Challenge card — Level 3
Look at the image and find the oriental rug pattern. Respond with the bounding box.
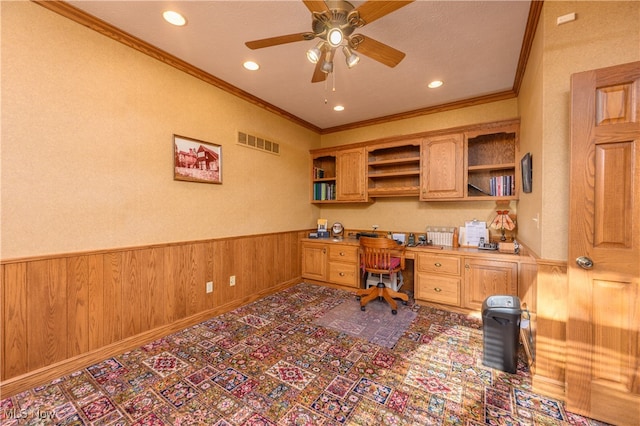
[1,283,609,425]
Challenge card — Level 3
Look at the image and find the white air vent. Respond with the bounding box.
[237,131,280,155]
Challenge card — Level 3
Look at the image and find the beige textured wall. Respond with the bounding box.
[0,2,319,259]
[516,9,545,257]
[536,1,640,260]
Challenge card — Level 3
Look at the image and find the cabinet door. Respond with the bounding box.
[421,134,464,200]
[301,242,327,281]
[336,148,367,201]
[463,258,517,310]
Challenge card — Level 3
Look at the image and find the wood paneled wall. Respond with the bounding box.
[532,259,568,401]
[1,230,307,396]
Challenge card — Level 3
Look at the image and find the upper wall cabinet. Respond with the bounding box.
[465,125,519,200]
[336,148,367,201]
[311,148,367,203]
[310,119,520,203]
[420,133,464,200]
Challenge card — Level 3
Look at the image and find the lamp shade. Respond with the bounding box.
[490,210,515,231]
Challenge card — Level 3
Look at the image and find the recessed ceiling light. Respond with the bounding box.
[243,61,260,71]
[333,105,345,112]
[163,10,186,26]
[428,80,444,89]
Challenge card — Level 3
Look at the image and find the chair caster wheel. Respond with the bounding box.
[392,310,397,315]
[361,306,366,311]
[356,296,361,301]
[402,301,408,305]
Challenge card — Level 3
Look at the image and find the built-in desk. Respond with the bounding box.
[300,237,535,312]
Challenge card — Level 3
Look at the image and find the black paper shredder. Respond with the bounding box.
[482,295,522,373]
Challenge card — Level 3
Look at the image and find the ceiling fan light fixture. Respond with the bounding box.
[306,41,324,64]
[321,59,334,74]
[428,80,444,89]
[343,46,360,68]
[327,27,343,47]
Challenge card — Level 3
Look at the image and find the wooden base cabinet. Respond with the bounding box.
[415,253,462,306]
[414,252,520,311]
[463,258,518,310]
[327,244,359,288]
[301,240,360,288]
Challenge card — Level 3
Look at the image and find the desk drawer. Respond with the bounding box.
[416,253,461,275]
[329,245,359,263]
[329,262,359,287]
[415,274,460,306]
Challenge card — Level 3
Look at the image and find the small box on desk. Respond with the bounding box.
[317,231,330,238]
[498,242,516,253]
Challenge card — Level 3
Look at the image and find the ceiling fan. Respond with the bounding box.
[245,0,414,83]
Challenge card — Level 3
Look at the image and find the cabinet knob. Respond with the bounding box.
[434,287,442,292]
[465,264,470,269]
[434,262,442,267]
[339,272,345,276]
[340,252,346,256]
[323,248,327,254]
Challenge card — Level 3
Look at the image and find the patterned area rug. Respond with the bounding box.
[314,298,417,348]
[0,283,610,425]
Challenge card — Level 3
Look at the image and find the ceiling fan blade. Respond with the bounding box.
[353,36,406,67]
[245,32,312,50]
[354,1,414,25]
[311,49,329,83]
[303,0,329,14]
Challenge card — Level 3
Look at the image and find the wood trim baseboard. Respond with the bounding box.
[0,278,301,397]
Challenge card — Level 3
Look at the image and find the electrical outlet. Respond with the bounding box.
[229,275,236,286]
[206,281,213,293]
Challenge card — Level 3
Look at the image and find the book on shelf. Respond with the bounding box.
[313,167,325,179]
[313,182,335,200]
[489,175,515,196]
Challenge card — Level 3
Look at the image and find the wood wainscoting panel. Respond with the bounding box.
[1,263,28,378]
[0,230,307,397]
[67,254,101,357]
[27,259,68,372]
[532,259,568,401]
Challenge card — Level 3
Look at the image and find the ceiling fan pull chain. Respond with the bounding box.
[332,71,336,92]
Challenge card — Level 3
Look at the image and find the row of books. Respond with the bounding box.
[313,167,326,179]
[490,175,515,196]
[313,183,336,201]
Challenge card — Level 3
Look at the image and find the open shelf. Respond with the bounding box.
[466,131,518,199]
[367,142,421,197]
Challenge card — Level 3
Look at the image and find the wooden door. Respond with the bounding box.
[420,133,464,200]
[567,61,640,426]
[301,242,327,281]
[336,148,366,201]
[463,258,517,310]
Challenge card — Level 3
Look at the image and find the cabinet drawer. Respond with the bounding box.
[329,262,360,287]
[415,274,460,306]
[417,253,461,275]
[329,245,359,263]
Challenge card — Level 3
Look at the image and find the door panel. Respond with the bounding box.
[567,61,640,426]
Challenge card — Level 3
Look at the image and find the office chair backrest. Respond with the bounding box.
[360,236,406,275]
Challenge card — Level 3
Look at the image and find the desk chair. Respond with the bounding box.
[356,236,409,314]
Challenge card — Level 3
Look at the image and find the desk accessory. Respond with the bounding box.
[331,222,344,240]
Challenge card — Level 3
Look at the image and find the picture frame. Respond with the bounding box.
[173,134,222,184]
[521,152,532,193]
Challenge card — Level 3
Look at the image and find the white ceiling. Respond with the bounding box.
[66,0,533,131]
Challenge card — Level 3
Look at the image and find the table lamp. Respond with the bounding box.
[490,210,516,241]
